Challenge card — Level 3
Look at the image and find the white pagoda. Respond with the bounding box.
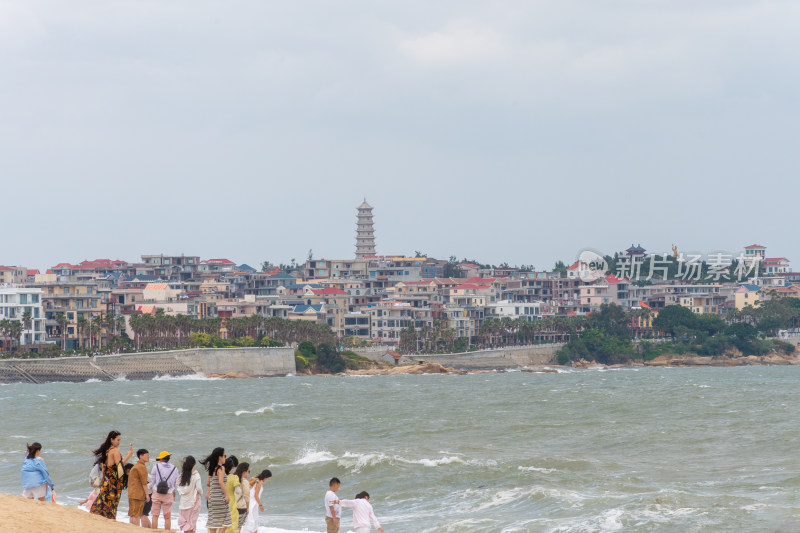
[355,199,376,259]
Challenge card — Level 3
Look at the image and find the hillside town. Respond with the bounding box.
[0,200,797,354]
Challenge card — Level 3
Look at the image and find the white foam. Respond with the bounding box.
[235,403,294,416]
[235,405,274,416]
[518,465,556,473]
[159,406,189,412]
[114,510,321,533]
[85,378,102,383]
[413,456,466,467]
[292,448,336,465]
[152,373,220,381]
[116,401,133,406]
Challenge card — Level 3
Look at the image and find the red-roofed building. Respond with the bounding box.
[762,257,790,275]
[311,287,348,296]
[744,244,767,261]
[0,265,28,284]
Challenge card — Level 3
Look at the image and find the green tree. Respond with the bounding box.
[298,341,316,359]
[317,343,345,373]
[652,305,697,338]
[55,313,69,351]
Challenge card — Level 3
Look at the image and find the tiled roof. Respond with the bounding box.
[453,284,491,290]
[205,258,235,264]
[144,283,169,290]
[763,257,789,263]
[293,304,323,313]
[744,244,766,249]
[312,288,348,295]
[466,276,496,283]
[739,284,762,292]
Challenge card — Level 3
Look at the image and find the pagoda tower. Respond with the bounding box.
[355,199,376,259]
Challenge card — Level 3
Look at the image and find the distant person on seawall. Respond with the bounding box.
[337,491,384,533]
[21,442,55,502]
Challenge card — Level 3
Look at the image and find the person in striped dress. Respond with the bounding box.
[200,448,232,533]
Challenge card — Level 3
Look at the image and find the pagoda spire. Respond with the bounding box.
[355,199,376,259]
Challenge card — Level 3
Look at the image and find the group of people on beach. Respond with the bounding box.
[22,432,385,533]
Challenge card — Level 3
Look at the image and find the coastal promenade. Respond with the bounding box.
[0,346,296,383]
[353,344,563,370]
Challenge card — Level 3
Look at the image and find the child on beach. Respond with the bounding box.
[324,477,342,533]
[79,463,102,509]
[337,491,384,533]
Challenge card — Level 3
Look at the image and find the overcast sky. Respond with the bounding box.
[2,1,798,271]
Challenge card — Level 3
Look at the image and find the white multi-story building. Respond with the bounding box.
[0,286,47,345]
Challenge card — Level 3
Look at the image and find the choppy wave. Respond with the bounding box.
[518,465,557,473]
[293,450,475,472]
[84,378,102,383]
[235,403,294,416]
[292,447,337,465]
[158,405,189,412]
[151,373,220,381]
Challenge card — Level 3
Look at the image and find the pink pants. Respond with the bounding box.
[84,489,99,510]
[151,491,175,522]
[178,493,201,532]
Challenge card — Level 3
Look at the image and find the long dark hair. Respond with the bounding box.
[199,447,225,476]
[26,442,42,460]
[250,469,271,486]
[179,455,196,487]
[225,455,239,474]
[122,463,134,489]
[233,462,250,480]
[93,430,120,465]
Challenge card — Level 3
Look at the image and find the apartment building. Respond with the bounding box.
[0,286,46,345]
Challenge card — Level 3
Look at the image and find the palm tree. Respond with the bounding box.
[76,316,88,350]
[55,313,68,351]
[115,315,126,337]
[8,321,23,353]
[0,318,10,352]
[22,310,32,345]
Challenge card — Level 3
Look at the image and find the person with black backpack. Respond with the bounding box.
[149,451,178,530]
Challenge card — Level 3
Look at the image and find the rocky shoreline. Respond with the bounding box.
[572,352,800,369]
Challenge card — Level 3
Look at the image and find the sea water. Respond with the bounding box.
[1,367,799,532]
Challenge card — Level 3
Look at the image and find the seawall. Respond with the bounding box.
[353,344,564,370]
[0,347,296,384]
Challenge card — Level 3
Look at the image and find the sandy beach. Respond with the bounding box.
[0,494,159,533]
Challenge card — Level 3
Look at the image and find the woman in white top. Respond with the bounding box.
[241,469,272,533]
[177,456,203,533]
[338,491,384,533]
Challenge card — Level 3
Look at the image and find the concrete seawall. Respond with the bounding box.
[0,347,296,384]
[353,344,564,371]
